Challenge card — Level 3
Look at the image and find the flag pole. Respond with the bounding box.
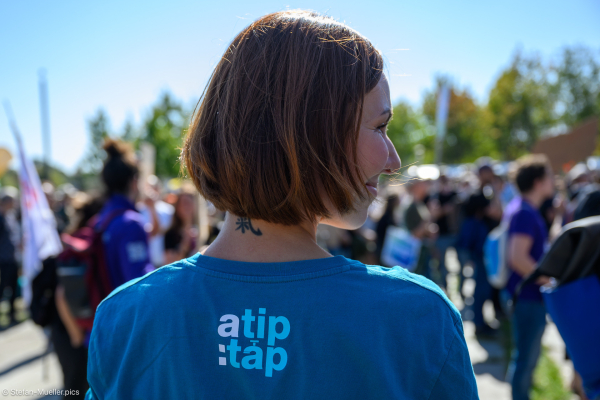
[38,69,52,180]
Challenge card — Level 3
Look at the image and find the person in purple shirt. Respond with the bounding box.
[97,139,153,289]
[503,154,555,400]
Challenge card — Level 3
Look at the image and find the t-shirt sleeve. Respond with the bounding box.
[116,219,154,282]
[84,387,100,399]
[509,209,536,238]
[86,318,105,400]
[428,321,479,399]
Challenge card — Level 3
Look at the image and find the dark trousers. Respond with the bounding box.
[0,261,18,318]
[51,317,89,399]
[472,255,492,327]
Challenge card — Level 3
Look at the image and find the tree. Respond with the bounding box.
[422,78,494,164]
[79,108,111,173]
[139,92,189,178]
[486,51,555,160]
[551,46,600,127]
[386,101,435,167]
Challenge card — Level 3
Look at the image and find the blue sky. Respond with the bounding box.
[1,0,599,173]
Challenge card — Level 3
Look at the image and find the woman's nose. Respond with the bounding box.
[383,138,401,174]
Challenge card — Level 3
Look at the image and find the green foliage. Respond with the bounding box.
[73,45,597,178]
[531,348,571,400]
[138,92,189,178]
[422,78,497,164]
[550,46,600,127]
[0,169,19,188]
[398,45,600,164]
[78,91,189,179]
[79,108,111,173]
[34,160,70,186]
[386,101,435,166]
[486,52,555,160]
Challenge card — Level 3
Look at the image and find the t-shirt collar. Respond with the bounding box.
[189,252,356,277]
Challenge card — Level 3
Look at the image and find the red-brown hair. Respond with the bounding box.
[182,9,383,225]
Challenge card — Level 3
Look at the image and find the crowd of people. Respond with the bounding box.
[0,10,598,399]
[0,139,211,398]
[1,136,599,399]
[368,156,600,400]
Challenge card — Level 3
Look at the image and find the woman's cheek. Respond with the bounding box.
[358,130,389,173]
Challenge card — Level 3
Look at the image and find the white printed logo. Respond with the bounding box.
[218,308,289,377]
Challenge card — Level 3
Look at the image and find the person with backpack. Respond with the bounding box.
[84,10,478,399]
[503,154,555,400]
[52,194,104,400]
[96,139,153,289]
[53,139,153,356]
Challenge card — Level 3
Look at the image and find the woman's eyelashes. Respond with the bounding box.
[375,123,388,135]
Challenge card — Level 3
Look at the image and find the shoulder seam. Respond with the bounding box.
[96,264,177,308]
[88,328,108,394]
[426,320,461,400]
[371,266,461,324]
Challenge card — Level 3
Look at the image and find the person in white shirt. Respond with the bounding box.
[137,175,174,268]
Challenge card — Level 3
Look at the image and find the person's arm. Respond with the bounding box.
[507,212,550,285]
[142,198,162,238]
[55,285,85,348]
[507,234,536,277]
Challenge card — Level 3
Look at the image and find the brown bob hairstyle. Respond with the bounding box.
[182,10,384,226]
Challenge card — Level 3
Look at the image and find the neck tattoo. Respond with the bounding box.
[235,217,263,236]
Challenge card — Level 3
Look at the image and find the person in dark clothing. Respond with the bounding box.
[503,154,555,400]
[0,190,19,324]
[456,191,494,335]
[573,190,600,221]
[96,139,153,288]
[539,197,556,234]
[52,195,104,400]
[375,194,399,265]
[402,180,440,285]
[51,312,89,399]
[465,165,504,317]
[471,165,503,232]
[426,175,458,290]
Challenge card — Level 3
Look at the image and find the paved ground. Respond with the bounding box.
[0,250,581,399]
[0,320,63,400]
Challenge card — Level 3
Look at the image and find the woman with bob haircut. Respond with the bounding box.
[85,10,478,399]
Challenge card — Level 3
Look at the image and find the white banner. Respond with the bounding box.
[5,105,62,306]
[380,227,422,272]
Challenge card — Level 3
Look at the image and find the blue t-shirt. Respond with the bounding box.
[96,194,154,289]
[505,197,548,301]
[85,254,479,399]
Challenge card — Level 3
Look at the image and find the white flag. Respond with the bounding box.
[5,107,62,306]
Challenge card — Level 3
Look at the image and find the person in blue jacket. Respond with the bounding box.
[96,139,153,289]
[85,10,479,400]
